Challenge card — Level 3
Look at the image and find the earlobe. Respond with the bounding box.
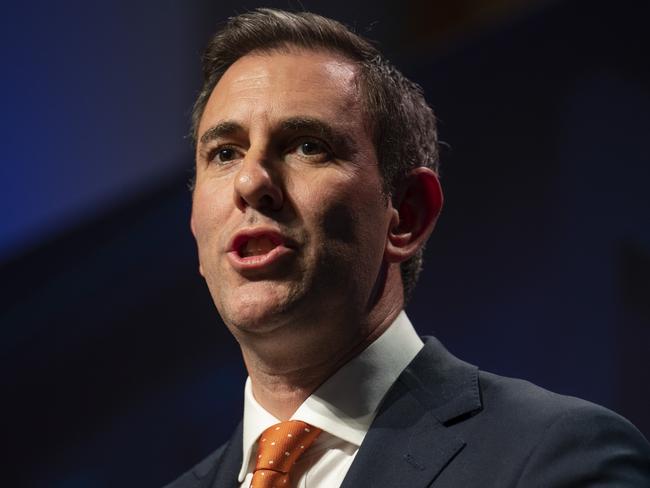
[385,168,443,263]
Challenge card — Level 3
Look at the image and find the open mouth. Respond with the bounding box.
[228,230,292,270]
[238,235,280,258]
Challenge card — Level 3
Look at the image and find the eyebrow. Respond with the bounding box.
[198,116,354,154]
[199,121,245,145]
[280,116,338,141]
[281,116,355,156]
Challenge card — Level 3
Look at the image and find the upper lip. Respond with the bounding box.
[227,227,296,256]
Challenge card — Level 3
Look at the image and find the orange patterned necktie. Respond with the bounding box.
[250,420,322,488]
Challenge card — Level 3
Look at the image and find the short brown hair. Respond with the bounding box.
[192,8,440,302]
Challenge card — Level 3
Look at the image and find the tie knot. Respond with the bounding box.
[254,420,322,475]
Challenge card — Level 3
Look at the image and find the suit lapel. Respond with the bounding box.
[340,337,482,488]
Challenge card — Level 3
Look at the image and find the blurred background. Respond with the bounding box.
[1,0,649,486]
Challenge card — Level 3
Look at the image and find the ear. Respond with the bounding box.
[385,167,443,263]
[190,214,205,277]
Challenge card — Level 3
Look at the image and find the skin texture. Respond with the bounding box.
[191,48,442,419]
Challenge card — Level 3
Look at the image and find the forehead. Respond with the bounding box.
[198,49,364,136]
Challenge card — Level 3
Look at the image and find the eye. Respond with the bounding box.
[299,141,324,155]
[293,139,332,163]
[208,146,241,165]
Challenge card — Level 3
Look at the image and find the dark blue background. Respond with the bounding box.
[2,0,649,486]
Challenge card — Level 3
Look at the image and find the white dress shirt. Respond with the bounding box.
[238,311,424,487]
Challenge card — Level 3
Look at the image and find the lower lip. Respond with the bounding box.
[227,245,294,272]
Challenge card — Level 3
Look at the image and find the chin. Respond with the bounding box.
[215,282,301,334]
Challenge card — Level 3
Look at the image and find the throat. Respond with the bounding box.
[249,376,317,421]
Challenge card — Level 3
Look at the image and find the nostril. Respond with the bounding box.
[259,194,276,209]
[233,161,283,210]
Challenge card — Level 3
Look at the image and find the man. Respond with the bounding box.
[167,8,650,487]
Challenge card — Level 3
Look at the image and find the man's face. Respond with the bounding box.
[191,49,394,337]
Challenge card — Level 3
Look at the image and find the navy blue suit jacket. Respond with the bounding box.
[165,337,650,487]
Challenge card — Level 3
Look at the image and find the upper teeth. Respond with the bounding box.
[241,237,276,257]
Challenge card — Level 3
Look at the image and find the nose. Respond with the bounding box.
[233,150,284,212]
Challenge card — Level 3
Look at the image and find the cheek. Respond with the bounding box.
[321,200,359,244]
[298,174,389,253]
[191,185,227,248]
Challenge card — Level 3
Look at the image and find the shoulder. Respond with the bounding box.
[466,371,650,485]
[477,369,643,436]
[478,368,610,421]
[404,338,650,485]
[491,371,650,481]
[162,443,228,488]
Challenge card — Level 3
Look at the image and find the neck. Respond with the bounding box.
[240,265,404,420]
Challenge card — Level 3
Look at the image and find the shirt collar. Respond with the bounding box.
[238,311,423,482]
